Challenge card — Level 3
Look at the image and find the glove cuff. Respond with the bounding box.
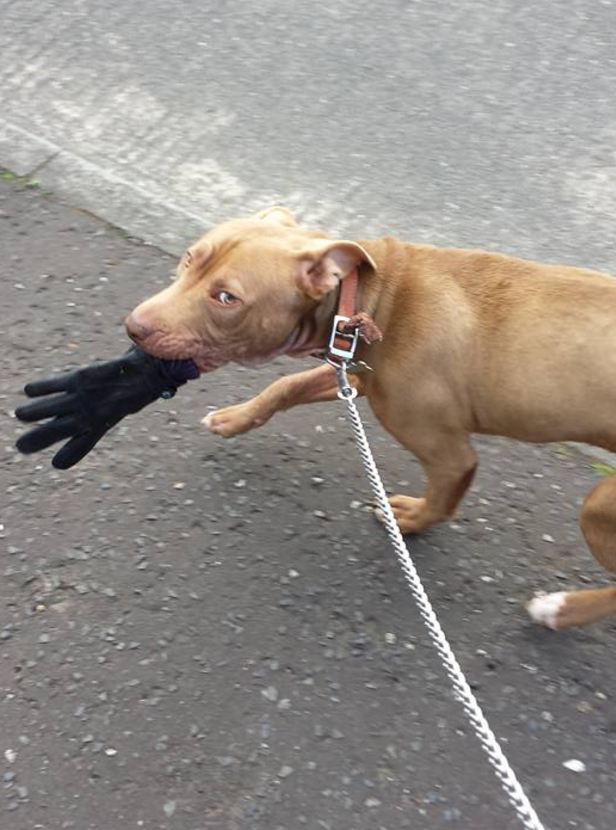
[126,347,200,399]
[157,357,201,385]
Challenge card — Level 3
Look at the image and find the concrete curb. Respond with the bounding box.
[0,116,206,255]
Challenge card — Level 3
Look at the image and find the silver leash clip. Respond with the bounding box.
[330,361,358,400]
[325,314,363,398]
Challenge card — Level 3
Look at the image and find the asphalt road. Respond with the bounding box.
[1,1,616,828]
[2,175,616,830]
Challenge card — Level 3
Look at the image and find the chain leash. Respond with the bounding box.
[333,362,547,830]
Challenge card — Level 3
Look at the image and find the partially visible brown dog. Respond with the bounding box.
[125,207,616,630]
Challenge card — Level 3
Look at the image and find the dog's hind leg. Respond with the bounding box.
[204,363,365,438]
[379,428,478,535]
[528,473,616,628]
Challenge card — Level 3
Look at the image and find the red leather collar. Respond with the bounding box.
[337,266,359,319]
[326,269,382,365]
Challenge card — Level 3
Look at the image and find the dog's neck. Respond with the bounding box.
[303,253,383,360]
[356,237,413,340]
[300,237,403,361]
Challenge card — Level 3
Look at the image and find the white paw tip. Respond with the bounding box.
[202,413,216,428]
[526,591,567,629]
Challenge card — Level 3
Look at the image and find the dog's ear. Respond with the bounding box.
[254,206,298,227]
[296,240,376,299]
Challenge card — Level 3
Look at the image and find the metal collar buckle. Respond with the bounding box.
[326,314,361,400]
[327,314,359,363]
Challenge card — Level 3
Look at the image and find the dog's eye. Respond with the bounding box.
[214,290,241,306]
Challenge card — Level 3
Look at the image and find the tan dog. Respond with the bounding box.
[125,207,616,630]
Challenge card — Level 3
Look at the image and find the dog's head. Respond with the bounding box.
[125,208,375,373]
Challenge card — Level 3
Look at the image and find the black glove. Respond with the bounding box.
[15,347,200,469]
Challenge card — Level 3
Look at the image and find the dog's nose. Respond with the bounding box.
[125,312,152,341]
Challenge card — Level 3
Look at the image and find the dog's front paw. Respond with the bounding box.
[203,402,268,438]
[375,495,436,534]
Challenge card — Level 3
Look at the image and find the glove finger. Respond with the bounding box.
[52,431,103,470]
[14,392,78,423]
[24,371,75,397]
[15,415,79,454]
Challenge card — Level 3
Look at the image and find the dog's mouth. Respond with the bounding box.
[127,328,225,375]
[135,316,324,376]
[138,340,226,375]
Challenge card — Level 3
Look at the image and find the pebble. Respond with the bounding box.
[217,756,236,767]
[163,800,177,817]
[261,686,278,702]
[278,765,294,778]
[563,759,586,773]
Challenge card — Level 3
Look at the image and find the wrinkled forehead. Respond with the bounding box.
[190,217,328,261]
